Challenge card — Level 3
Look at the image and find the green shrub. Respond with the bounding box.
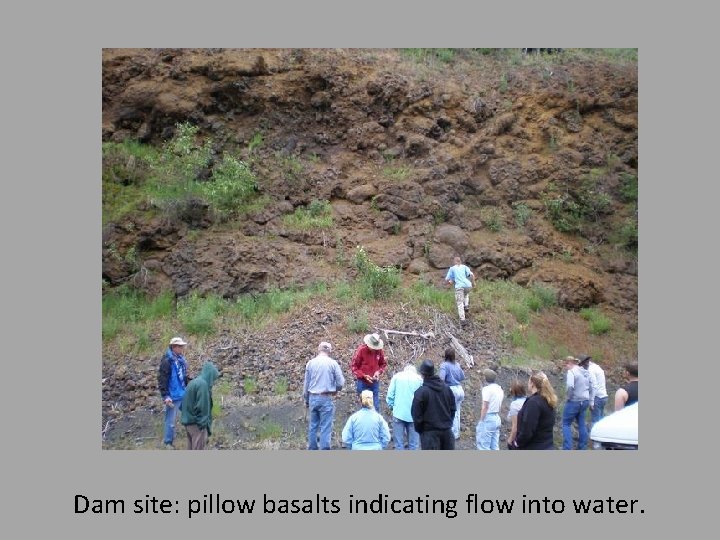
[610,219,638,250]
[201,155,257,220]
[346,308,370,333]
[529,284,558,310]
[513,203,532,227]
[150,122,212,187]
[508,302,530,324]
[543,193,583,233]
[433,209,447,225]
[481,207,504,232]
[580,308,612,335]
[619,172,638,202]
[353,246,401,300]
[499,73,509,93]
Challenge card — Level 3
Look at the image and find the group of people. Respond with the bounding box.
[302,333,639,451]
[156,330,638,451]
[157,336,220,450]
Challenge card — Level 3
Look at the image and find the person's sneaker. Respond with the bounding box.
[164,443,175,450]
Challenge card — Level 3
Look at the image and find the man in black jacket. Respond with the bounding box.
[411,360,457,450]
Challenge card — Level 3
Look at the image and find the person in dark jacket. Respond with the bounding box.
[512,371,557,450]
[181,361,220,450]
[157,337,191,449]
[411,360,457,450]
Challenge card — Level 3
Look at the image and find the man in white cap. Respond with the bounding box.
[303,341,345,450]
[157,337,190,449]
[351,333,387,412]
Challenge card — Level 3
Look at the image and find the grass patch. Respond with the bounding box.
[256,420,283,440]
[243,377,258,394]
[509,329,555,360]
[212,378,234,416]
[402,48,456,64]
[508,303,530,324]
[282,199,333,230]
[177,292,226,336]
[273,377,289,395]
[580,307,612,335]
[231,283,327,325]
[382,165,411,180]
[346,308,370,333]
[403,280,456,314]
[102,286,175,330]
[480,207,504,232]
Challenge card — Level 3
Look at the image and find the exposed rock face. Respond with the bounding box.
[102,48,637,318]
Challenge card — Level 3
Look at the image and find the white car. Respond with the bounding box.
[590,402,638,450]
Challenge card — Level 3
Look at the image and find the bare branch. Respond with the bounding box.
[379,329,435,339]
[447,333,475,368]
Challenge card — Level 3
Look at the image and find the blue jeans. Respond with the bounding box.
[308,394,335,450]
[591,396,608,425]
[163,399,182,445]
[355,379,380,413]
[449,385,464,439]
[476,412,501,450]
[562,399,590,449]
[392,418,420,450]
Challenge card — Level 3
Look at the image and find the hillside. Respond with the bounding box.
[101,48,638,450]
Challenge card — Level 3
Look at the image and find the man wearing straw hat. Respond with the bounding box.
[351,333,387,413]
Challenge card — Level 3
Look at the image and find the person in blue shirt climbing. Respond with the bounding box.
[445,256,475,323]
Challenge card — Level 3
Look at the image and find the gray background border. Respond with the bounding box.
[3,0,709,537]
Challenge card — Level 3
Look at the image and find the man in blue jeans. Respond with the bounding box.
[157,337,190,449]
[303,341,345,450]
[579,354,608,427]
[476,369,504,450]
[562,356,593,450]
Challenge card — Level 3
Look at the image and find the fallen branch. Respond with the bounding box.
[379,329,435,339]
[101,420,112,440]
[447,333,475,368]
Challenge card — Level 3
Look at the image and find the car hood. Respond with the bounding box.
[590,403,638,445]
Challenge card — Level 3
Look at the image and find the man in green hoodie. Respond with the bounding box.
[181,361,220,450]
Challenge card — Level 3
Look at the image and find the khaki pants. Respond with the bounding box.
[185,424,208,450]
[454,288,470,320]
